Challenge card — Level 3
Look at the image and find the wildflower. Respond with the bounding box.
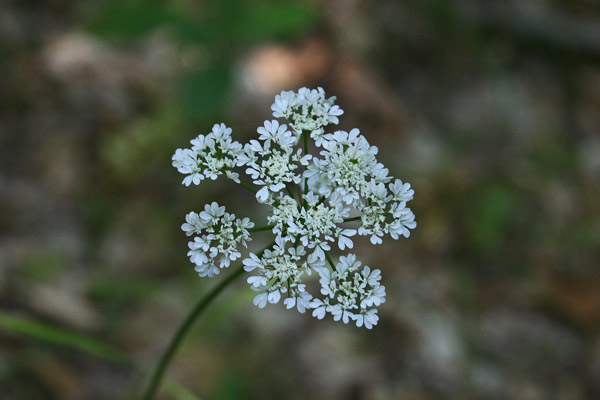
[256,120,294,148]
[239,134,311,204]
[184,202,254,277]
[356,180,416,244]
[172,123,243,186]
[243,239,322,313]
[174,87,416,328]
[271,87,343,147]
[311,254,385,329]
[267,193,357,260]
[305,129,390,206]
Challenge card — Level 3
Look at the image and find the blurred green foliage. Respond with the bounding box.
[102,107,185,182]
[84,0,317,120]
[468,184,518,252]
[181,64,232,119]
[529,136,577,177]
[87,274,159,316]
[165,380,203,400]
[87,0,316,43]
[0,312,130,364]
[20,250,68,282]
[212,372,248,400]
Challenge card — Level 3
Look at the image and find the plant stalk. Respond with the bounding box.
[140,243,273,400]
[248,225,274,233]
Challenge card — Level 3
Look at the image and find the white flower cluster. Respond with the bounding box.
[182,202,253,277]
[267,193,356,260]
[272,87,343,147]
[172,123,243,185]
[173,87,416,329]
[238,120,311,203]
[243,238,321,313]
[312,254,385,329]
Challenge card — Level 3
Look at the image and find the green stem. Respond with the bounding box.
[324,251,336,269]
[285,183,299,204]
[303,130,308,154]
[296,183,303,202]
[343,216,361,222]
[248,225,274,233]
[302,132,309,207]
[140,243,274,400]
[239,181,257,194]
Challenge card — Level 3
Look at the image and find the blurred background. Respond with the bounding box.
[1,0,600,399]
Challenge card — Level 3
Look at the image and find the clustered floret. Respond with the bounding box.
[238,120,311,203]
[172,123,244,185]
[271,87,343,147]
[173,88,416,328]
[312,254,385,329]
[243,237,320,313]
[182,202,253,277]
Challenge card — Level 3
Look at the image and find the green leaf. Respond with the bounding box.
[164,380,203,400]
[234,1,317,42]
[468,185,518,250]
[86,0,177,41]
[213,372,247,400]
[180,65,232,120]
[0,311,131,364]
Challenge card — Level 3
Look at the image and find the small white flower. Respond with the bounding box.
[338,229,356,250]
[242,139,310,204]
[390,179,414,202]
[172,149,203,186]
[267,192,354,260]
[181,212,203,236]
[257,120,294,148]
[172,123,243,185]
[243,240,324,313]
[184,202,254,277]
[271,87,343,145]
[353,309,379,329]
[311,254,386,329]
[356,180,417,244]
[253,292,268,309]
[310,298,329,320]
[283,291,312,313]
[306,129,390,207]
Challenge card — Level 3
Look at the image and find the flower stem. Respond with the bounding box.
[302,132,309,207]
[324,251,336,269]
[343,216,361,223]
[239,181,257,194]
[140,243,273,400]
[248,225,274,233]
[285,183,299,204]
[303,130,308,154]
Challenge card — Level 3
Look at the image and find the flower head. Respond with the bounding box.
[311,254,385,329]
[174,88,415,328]
[306,129,389,205]
[184,202,254,277]
[172,123,244,185]
[239,136,311,203]
[243,239,322,313]
[272,87,343,147]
